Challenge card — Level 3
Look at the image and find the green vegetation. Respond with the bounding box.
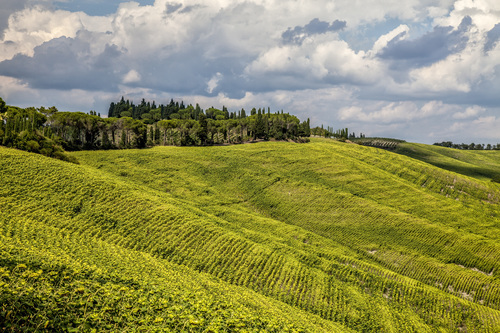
[0,101,77,163]
[351,137,405,150]
[394,142,500,182]
[0,97,312,161]
[2,137,500,332]
[433,141,500,150]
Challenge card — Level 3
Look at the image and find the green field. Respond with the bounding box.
[1,137,500,332]
[395,142,500,182]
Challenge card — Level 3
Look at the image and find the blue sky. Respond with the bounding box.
[0,0,499,144]
[53,0,155,16]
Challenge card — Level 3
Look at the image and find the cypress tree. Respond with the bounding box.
[108,103,115,118]
[198,113,208,144]
[120,129,127,147]
[155,126,160,144]
[0,97,6,113]
[263,114,269,139]
[0,114,4,140]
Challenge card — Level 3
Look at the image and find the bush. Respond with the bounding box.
[26,140,40,153]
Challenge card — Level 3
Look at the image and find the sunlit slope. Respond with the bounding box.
[1,137,500,332]
[0,147,347,332]
[395,142,500,181]
[73,138,500,331]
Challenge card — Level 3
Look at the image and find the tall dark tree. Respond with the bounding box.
[198,113,208,144]
[0,97,7,113]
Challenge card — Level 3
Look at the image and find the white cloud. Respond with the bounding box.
[0,6,111,61]
[453,105,485,119]
[443,115,500,142]
[371,24,410,55]
[0,0,500,144]
[123,69,141,84]
[338,100,481,124]
[206,72,222,94]
[436,0,500,31]
[420,100,459,117]
[339,101,420,123]
[245,36,384,87]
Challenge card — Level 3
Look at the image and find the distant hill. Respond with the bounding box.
[394,142,500,182]
[1,138,500,332]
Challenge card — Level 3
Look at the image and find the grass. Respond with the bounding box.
[1,137,500,332]
[395,142,500,182]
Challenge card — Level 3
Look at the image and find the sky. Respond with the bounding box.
[0,0,499,144]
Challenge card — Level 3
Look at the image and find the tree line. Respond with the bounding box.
[434,141,500,150]
[0,97,314,161]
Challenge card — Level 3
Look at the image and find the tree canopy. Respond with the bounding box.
[0,97,315,162]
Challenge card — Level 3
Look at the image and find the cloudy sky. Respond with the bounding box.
[1,0,499,143]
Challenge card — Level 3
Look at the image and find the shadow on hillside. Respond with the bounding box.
[394,146,499,182]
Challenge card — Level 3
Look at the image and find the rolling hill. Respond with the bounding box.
[394,142,500,182]
[1,137,500,332]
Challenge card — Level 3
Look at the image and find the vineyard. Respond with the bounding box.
[1,137,500,332]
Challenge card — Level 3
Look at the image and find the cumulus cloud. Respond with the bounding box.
[245,36,383,91]
[452,105,485,119]
[0,0,28,38]
[444,116,500,142]
[371,24,410,55]
[339,101,422,123]
[339,100,476,124]
[123,69,141,84]
[0,0,499,144]
[0,5,112,61]
[0,34,124,91]
[379,16,471,67]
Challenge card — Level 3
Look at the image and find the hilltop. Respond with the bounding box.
[1,138,500,332]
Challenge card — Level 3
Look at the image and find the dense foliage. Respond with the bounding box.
[310,126,351,140]
[108,96,311,145]
[434,141,500,150]
[0,101,78,163]
[352,137,406,150]
[2,139,500,332]
[0,97,311,158]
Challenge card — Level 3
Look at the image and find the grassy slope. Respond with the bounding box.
[2,138,500,332]
[395,142,500,181]
[0,146,346,332]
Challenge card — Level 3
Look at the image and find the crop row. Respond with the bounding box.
[3,197,500,332]
[4,145,500,332]
[0,217,346,332]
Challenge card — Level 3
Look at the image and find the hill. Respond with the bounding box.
[1,138,500,332]
[394,142,500,182]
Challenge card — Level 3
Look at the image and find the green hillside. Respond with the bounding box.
[395,142,500,182]
[1,138,500,332]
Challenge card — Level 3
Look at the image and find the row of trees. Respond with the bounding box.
[310,125,352,139]
[434,141,500,150]
[0,100,78,162]
[109,97,270,123]
[0,98,313,159]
